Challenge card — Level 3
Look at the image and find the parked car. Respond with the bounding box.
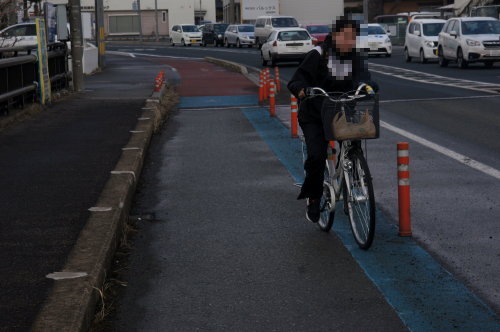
[0,23,38,48]
[260,28,314,66]
[170,24,202,46]
[302,24,330,45]
[254,15,299,48]
[224,24,255,48]
[404,19,446,63]
[202,23,229,47]
[362,24,392,57]
[437,17,500,68]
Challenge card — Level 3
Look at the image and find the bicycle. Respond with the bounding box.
[300,84,379,250]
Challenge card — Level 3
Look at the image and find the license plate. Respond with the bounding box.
[369,42,379,48]
[191,39,198,43]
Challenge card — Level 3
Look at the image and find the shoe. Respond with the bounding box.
[306,198,320,223]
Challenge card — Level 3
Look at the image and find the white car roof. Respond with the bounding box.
[367,23,384,27]
[412,19,447,24]
[451,17,499,22]
[0,22,35,32]
[273,27,308,32]
[256,15,295,19]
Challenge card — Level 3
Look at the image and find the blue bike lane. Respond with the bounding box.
[114,57,499,331]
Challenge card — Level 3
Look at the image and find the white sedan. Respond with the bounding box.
[261,28,314,66]
[360,24,392,57]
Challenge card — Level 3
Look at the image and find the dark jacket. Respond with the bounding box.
[287,48,372,123]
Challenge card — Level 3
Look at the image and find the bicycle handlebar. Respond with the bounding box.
[305,83,376,102]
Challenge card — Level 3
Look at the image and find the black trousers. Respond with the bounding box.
[298,120,329,200]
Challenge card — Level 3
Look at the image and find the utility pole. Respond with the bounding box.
[229,0,235,24]
[69,0,84,91]
[95,0,105,68]
[136,0,143,42]
[154,0,159,42]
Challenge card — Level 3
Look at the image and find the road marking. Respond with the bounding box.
[369,63,500,94]
[89,207,112,212]
[381,120,500,180]
[379,94,500,103]
[106,50,136,58]
[46,272,88,280]
[111,170,136,182]
[130,52,204,60]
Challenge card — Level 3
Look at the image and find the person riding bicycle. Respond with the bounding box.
[288,17,378,223]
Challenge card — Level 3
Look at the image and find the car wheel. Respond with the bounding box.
[170,38,175,46]
[202,39,206,47]
[225,39,230,48]
[237,39,242,48]
[438,47,448,67]
[404,48,411,62]
[261,51,268,66]
[385,53,391,58]
[457,48,468,69]
[484,61,494,68]
[256,38,262,49]
[420,49,427,64]
[213,39,218,47]
[181,39,186,46]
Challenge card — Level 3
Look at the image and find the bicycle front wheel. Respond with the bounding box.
[344,148,375,249]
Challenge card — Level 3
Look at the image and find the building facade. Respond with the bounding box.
[50,0,216,37]
[222,0,344,25]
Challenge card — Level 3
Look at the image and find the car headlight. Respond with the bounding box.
[466,39,481,46]
[218,34,222,39]
[424,40,434,48]
[384,38,391,44]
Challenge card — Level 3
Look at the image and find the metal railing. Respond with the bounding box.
[0,42,70,114]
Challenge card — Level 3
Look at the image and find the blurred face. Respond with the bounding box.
[334,26,357,55]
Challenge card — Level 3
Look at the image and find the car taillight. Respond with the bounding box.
[273,41,277,47]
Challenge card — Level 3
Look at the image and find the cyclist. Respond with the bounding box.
[288,17,378,223]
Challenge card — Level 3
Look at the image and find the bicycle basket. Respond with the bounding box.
[320,94,379,141]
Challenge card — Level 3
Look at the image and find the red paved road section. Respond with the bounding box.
[149,58,256,97]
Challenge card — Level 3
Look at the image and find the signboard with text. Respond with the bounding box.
[35,18,52,105]
[241,0,279,21]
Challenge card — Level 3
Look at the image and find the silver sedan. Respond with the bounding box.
[224,24,256,48]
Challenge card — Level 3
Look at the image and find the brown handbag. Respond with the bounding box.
[331,110,377,140]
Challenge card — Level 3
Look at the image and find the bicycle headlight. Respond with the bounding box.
[466,39,481,46]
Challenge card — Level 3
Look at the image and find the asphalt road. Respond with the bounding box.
[106,43,500,314]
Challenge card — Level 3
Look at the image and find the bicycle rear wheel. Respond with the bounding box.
[344,148,375,249]
[318,166,334,232]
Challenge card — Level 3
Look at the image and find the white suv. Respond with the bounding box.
[437,17,500,68]
[260,28,313,66]
[404,19,446,63]
[254,15,299,48]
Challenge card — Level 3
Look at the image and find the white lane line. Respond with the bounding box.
[380,95,500,103]
[381,120,500,180]
[46,272,88,280]
[106,50,136,58]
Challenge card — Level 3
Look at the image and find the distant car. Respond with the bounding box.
[0,23,38,48]
[254,15,299,48]
[170,24,202,46]
[202,23,229,47]
[361,24,392,57]
[303,24,330,45]
[437,17,500,68]
[224,24,255,48]
[404,19,446,63]
[260,28,314,66]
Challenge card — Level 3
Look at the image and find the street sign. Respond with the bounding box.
[44,2,57,43]
[241,0,279,21]
[35,18,52,105]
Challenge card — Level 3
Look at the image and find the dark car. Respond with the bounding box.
[202,23,229,47]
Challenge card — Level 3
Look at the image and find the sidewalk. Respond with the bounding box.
[111,58,407,331]
[0,55,170,331]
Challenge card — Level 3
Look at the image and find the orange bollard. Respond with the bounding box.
[290,95,298,138]
[274,66,281,93]
[259,71,264,104]
[154,75,161,92]
[269,81,276,117]
[397,142,412,237]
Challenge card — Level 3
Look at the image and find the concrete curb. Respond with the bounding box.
[31,84,172,332]
[205,57,249,75]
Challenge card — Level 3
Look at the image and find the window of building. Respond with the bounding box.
[109,15,140,34]
[162,11,167,23]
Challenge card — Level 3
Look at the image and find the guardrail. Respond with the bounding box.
[0,43,70,114]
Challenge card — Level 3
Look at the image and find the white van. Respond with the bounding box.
[254,15,299,48]
[404,19,446,63]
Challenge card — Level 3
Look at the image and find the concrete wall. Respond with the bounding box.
[279,0,344,25]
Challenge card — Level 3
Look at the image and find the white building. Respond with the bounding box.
[222,0,344,25]
[50,0,216,37]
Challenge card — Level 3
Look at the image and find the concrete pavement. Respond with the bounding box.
[0,55,172,331]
